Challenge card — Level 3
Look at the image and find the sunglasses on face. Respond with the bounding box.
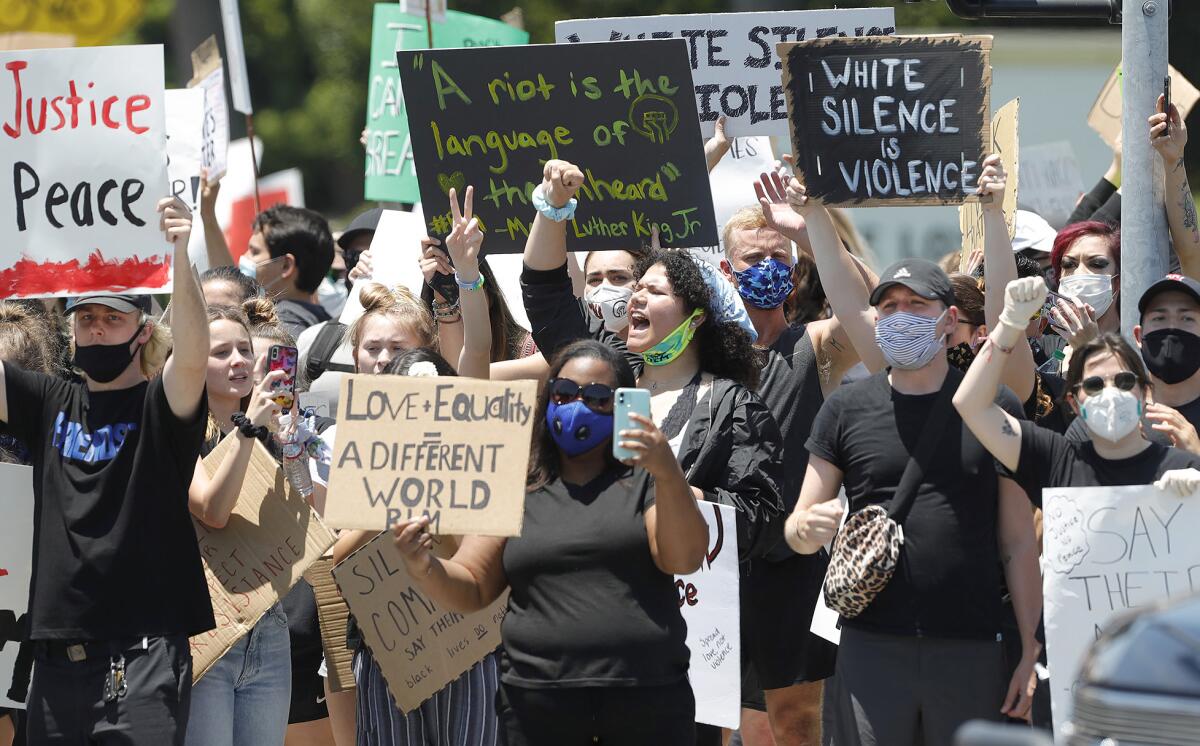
[548,378,616,413]
[1077,371,1140,396]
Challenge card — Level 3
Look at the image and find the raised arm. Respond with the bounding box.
[1151,96,1200,279]
[523,160,583,272]
[393,517,508,613]
[953,277,1047,471]
[160,197,209,421]
[444,187,491,380]
[784,455,846,555]
[704,115,731,173]
[199,171,234,269]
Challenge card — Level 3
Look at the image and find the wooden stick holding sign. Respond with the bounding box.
[323,375,537,535]
[779,35,993,208]
[959,97,1019,273]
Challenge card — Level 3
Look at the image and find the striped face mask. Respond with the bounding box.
[874,309,948,370]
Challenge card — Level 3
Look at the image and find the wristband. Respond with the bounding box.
[454,272,485,291]
[988,337,1015,355]
[531,184,577,223]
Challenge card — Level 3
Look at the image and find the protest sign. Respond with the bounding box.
[188,36,230,182]
[339,209,428,325]
[1019,141,1084,229]
[780,35,993,207]
[958,98,1019,271]
[0,0,140,47]
[0,44,170,299]
[678,502,741,729]
[691,135,775,267]
[397,39,718,252]
[323,375,537,535]
[0,464,33,709]
[400,0,447,24]
[1088,64,1199,150]
[556,8,895,138]
[218,0,253,115]
[1043,485,1200,740]
[305,558,356,693]
[333,531,507,713]
[364,6,529,203]
[190,436,337,681]
[166,88,205,212]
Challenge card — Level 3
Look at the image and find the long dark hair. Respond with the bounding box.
[636,250,763,388]
[527,340,636,490]
[420,261,529,362]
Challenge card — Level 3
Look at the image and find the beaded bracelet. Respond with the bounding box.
[231,412,269,442]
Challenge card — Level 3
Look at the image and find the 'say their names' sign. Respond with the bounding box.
[779,35,992,207]
[397,40,718,252]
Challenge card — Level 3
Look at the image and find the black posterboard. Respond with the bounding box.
[778,35,992,207]
[398,39,718,253]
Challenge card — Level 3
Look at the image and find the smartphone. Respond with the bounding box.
[1163,75,1172,136]
[426,246,460,304]
[613,388,651,462]
[1040,289,1069,320]
[268,345,299,410]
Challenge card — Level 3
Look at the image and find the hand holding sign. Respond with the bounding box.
[977,153,1006,209]
[393,516,437,577]
[158,197,193,250]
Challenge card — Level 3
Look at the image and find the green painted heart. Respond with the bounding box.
[437,171,466,195]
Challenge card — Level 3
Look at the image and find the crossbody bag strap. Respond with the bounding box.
[886,373,959,525]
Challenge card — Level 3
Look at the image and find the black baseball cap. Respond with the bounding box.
[64,294,152,315]
[337,208,384,251]
[869,258,956,309]
[1138,273,1200,316]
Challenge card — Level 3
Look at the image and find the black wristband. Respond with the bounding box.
[230,412,269,442]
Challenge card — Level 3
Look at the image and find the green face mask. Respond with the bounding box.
[642,309,703,367]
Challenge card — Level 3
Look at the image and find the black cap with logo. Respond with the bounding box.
[868,258,956,309]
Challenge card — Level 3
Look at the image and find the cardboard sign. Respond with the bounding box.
[333,531,507,713]
[556,8,896,138]
[364,6,530,204]
[188,36,230,182]
[1042,485,1200,740]
[1019,141,1084,229]
[323,375,537,535]
[678,502,740,729]
[780,35,993,207]
[958,98,1019,271]
[691,135,775,267]
[1088,63,1200,149]
[0,464,34,709]
[165,88,206,212]
[0,33,74,51]
[190,436,337,681]
[0,45,170,299]
[397,39,718,252]
[305,558,356,693]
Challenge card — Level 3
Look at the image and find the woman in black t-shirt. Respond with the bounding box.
[392,340,710,746]
[955,278,1200,502]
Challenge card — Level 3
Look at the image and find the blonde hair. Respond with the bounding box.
[346,284,437,359]
[0,302,54,374]
[139,314,172,378]
[722,207,771,259]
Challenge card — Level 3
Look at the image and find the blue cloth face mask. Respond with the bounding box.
[545,400,613,457]
[733,258,795,309]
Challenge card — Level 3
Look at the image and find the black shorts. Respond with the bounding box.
[284,581,328,724]
[740,551,838,707]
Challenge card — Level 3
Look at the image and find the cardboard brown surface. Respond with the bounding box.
[189,35,223,83]
[959,98,1020,272]
[332,532,507,714]
[0,33,74,50]
[305,557,356,693]
[189,437,337,681]
[1088,64,1200,149]
[323,376,537,536]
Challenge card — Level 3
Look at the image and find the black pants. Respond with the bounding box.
[497,679,695,746]
[27,634,192,745]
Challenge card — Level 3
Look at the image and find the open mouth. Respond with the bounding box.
[629,310,650,332]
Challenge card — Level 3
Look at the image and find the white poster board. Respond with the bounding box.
[691,136,775,268]
[339,209,428,326]
[165,88,206,212]
[193,67,229,182]
[1018,141,1085,230]
[218,0,253,115]
[556,9,896,137]
[399,0,447,23]
[0,464,34,709]
[678,502,740,730]
[0,45,170,299]
[1043,484,1200,740]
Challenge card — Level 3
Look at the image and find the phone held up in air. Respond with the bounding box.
[267,345,299,410]
[1163,75,1172,136]
[613,388,652,462]
[427,246,461,305]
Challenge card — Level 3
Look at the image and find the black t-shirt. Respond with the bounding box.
[501,467,688,688]
[1064,394,1200,448]
[757,325,823,514]
[4,365,214,640]
[1015,424,1200,506]
[275,299,332,339]
[806,368,1022,639]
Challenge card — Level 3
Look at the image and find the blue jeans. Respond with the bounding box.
[184,604,292,746]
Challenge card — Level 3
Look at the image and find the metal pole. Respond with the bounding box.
[1119,0,1170,342]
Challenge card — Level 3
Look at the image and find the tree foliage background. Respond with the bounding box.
[125,0,1200,225]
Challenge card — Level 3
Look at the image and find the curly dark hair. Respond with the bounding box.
[635,250,763,389]
[382,347,458,378]
[527,340,636,490]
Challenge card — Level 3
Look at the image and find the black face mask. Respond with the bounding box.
[946,341,977,372]
[73,325,145,383]
[1141,328,1200,384]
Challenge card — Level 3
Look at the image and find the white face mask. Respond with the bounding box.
[1080,387,1141,442]
[1058,273,1115,319]
[585,283,632,333]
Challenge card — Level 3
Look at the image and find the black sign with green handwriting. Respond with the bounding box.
[398,39,718,252]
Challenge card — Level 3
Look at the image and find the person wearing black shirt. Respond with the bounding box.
[786,259,1043,746]
[239,205,336,338]
[392,340,709,746]
[0,197,214,744]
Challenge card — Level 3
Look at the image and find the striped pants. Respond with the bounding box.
[354,645,500,746]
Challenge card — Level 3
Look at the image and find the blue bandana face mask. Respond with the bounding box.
[733,258,795,309]
[545,400,613,457]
